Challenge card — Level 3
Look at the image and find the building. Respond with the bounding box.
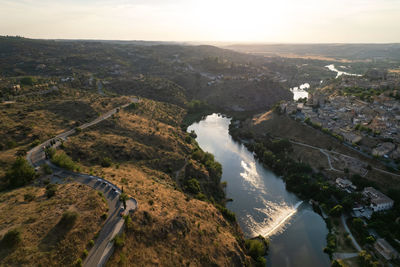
[336,178,357,191]
[363,187,394,212]
[374,238,399,260]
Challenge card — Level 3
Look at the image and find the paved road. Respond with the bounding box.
[26,99,139,267]
[333,252,358,260]
[341,214,362,252]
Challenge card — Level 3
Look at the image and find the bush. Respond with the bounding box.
[1,229,21,248]
[245,238,267,266]
[82,249,88,258]
[24,192,35,202]
[5,157,36,188]
[51,151,76,171]
[329,205,343,217]
[186,178,201,194]
[215,204,236,222]
[59,211,78,228]
[46,184,57,198]
[113,233,125,248]
[100,157,112,167]
[75,258,83,267]
[100,213,108,220]
[331,260,343,267]
[42,163,53,174]
[245,239,264,259]
[20,76,36,86]
[88,239,95,247]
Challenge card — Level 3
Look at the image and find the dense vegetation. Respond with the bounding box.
[3,157,36,189]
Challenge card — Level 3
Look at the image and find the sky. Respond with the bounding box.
[1,0,400,43]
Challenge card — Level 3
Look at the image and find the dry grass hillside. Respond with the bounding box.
[0,182,107,266]
[57,98,251,266]
[104,165,250,266]
[0,89,130,177]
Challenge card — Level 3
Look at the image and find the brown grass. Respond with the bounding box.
[56,98,251,266]
[0,183,107,266]
[104,164,250,267]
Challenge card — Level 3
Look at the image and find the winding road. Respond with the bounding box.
[26,99,139,267]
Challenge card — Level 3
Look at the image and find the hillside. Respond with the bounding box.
[55,98,251,266]
[0,183,107,266]
[0,37,292,112]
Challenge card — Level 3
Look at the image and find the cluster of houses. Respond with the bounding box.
[283,91,400,160]
[334,178,398,260]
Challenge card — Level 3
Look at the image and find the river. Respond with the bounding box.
[188,114,331,267]
[290,83,310,100]
[326,64,362,78]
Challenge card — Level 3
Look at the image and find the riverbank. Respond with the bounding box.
[228,111,365,264]
[188,113,331,267]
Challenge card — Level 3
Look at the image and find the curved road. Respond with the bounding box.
[27,99,139,267]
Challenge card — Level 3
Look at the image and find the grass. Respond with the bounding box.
[49,98,252,266]
[103,163,251,267]
[0,183,107,266]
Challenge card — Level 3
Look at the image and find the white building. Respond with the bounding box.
[363,187,394,212]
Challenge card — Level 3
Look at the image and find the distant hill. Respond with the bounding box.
[226,43,400,61]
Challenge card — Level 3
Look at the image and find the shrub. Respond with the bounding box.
[245,239,266,263]
[46,184,57,198]
[1,229,21,248]
[59,211,78,228]
[51,151,76,171]
[331,260,343,267]
[215,204,236,222]
[88,239,95,247]
[186,178,201,194]
[24,192,35,202]
[100,213,108,220]
[113,233,125,248]
[148,199,154,205]
[20,76,36,86]
[82,249,88,258]
[100,157,112,167]
[329,205,343,217]
[75,258,83,267]
[5,157,36,188]
[42,163,53,174]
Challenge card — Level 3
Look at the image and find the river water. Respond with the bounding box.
[290,83,310,100]
[188,114,330,267]
[326,64,362,78]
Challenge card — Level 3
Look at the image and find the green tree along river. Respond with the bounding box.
[188,114,330,267]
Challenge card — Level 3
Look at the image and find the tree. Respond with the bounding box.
[46,184,57,198]
[119,193,128,210]
[329,205,343,217]
[0,229,21,248]
[20,76,36,86]
[331,260,343,267]
[186,178,201,194]
[5,157,36,188]
[59,211,78,229]
[365,236,375,244]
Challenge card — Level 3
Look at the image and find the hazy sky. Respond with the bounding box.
[1,0,399,43]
